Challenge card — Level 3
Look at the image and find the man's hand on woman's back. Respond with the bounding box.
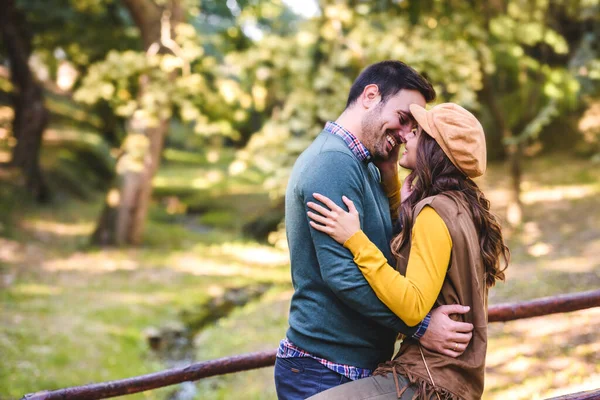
[419,305,474,358]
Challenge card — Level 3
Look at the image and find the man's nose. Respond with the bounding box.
[398,131,408,143]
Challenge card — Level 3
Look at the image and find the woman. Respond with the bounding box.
[305,103,509,399]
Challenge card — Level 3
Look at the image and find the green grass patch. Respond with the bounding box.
[2,154,599,400]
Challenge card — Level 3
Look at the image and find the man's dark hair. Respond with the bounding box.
[345,60,436,108]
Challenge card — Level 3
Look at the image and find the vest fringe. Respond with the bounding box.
[373,361,461,400]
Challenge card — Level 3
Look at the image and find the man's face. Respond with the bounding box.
[361,89,426,161]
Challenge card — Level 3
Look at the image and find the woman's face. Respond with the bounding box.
[398,126,421,170]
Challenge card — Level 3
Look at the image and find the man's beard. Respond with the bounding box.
[361,112,387,161]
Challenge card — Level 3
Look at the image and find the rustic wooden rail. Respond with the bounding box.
[548,389,600,400]
[23,289,600,400]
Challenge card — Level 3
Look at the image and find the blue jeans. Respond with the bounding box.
[274,357,352,399]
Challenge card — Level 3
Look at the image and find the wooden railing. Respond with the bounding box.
[22,289,600,400]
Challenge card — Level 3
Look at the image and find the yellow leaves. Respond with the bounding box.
[356,4,370,15]
[175,23,196,38]
[117,132,150,174]
[99,83,115,100]
[160,54,185,73]
[544,30,569,54]
[490,16,516,40]
[324,4,353,24]
[228,160,248,176]
[180,100,201,122]
[541,69,580,101]
[115,101,137,117]
[239,94,253,109]
[296,30,317,48]
[218,79,241,104]
[175,23,205,60]
[227,27,239,38]
[106,188,120,207]
[320,21,340,41]
[252,85,267,111]
[519,22,545,45]
[255,66,270,81]
[511,45,524,57]
[234,110,247,122]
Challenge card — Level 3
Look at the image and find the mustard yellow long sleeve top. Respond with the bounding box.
[343,173,452,327]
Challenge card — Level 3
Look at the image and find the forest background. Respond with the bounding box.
[1,0,599,399]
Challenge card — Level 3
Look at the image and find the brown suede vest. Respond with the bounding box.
[375,194,488,400]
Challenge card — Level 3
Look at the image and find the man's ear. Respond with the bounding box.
[360,84,382,110]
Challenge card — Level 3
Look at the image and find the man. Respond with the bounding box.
[274,61,474,399]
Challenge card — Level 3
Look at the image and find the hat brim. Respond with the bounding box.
[409,103,458,174]
[409,103,434,139]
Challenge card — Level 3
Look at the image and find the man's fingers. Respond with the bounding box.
[405,172,416,186]
[450,331,472,345]
[444,349,462,358]
[438,304,470,315]
[436,347,461,358]
[447,320,474,334]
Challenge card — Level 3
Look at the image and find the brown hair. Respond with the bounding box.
[346,60,436,108]
[391,133,509,287]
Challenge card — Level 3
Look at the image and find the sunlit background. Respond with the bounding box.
[0,0,599,399]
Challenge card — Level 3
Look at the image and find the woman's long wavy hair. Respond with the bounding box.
[391,132,509,287]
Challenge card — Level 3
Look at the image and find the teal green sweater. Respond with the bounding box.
[285,131,418,370]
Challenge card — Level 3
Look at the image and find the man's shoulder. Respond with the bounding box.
[295,132,361,171]
[309,131,356,157]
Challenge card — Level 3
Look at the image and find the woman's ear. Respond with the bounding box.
[359,84,382,110]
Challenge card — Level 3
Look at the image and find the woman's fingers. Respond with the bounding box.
[342,196,357,215]
[313,193,342,212]
[307,201,335,218]
[309,221,332,234]
[307,211,331,226]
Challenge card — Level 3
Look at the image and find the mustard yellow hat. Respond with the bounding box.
[409,103,487,178]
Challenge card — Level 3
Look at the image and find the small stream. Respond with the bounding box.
[144,283,273,400]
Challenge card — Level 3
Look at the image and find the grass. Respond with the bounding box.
[1,155,599,399]
[0,193,290,399]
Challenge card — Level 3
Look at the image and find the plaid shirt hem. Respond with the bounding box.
[276,338,372,381]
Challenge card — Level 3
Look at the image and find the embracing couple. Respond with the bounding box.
[274,61,510,400]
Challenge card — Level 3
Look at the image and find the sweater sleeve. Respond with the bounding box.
[343,206,452,326]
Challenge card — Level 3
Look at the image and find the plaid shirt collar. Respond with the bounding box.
[324,121,372,163]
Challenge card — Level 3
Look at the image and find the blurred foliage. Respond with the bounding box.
[232,0,600,200]
[2,0,599,231]
[16,0,140,71]
[1,1,600,393]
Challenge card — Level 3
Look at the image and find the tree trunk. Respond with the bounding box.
[92,0,182,246]
[0,0,50,202]
[477,57,523,227]
[476,1,523,227]
[505,142,523,227]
